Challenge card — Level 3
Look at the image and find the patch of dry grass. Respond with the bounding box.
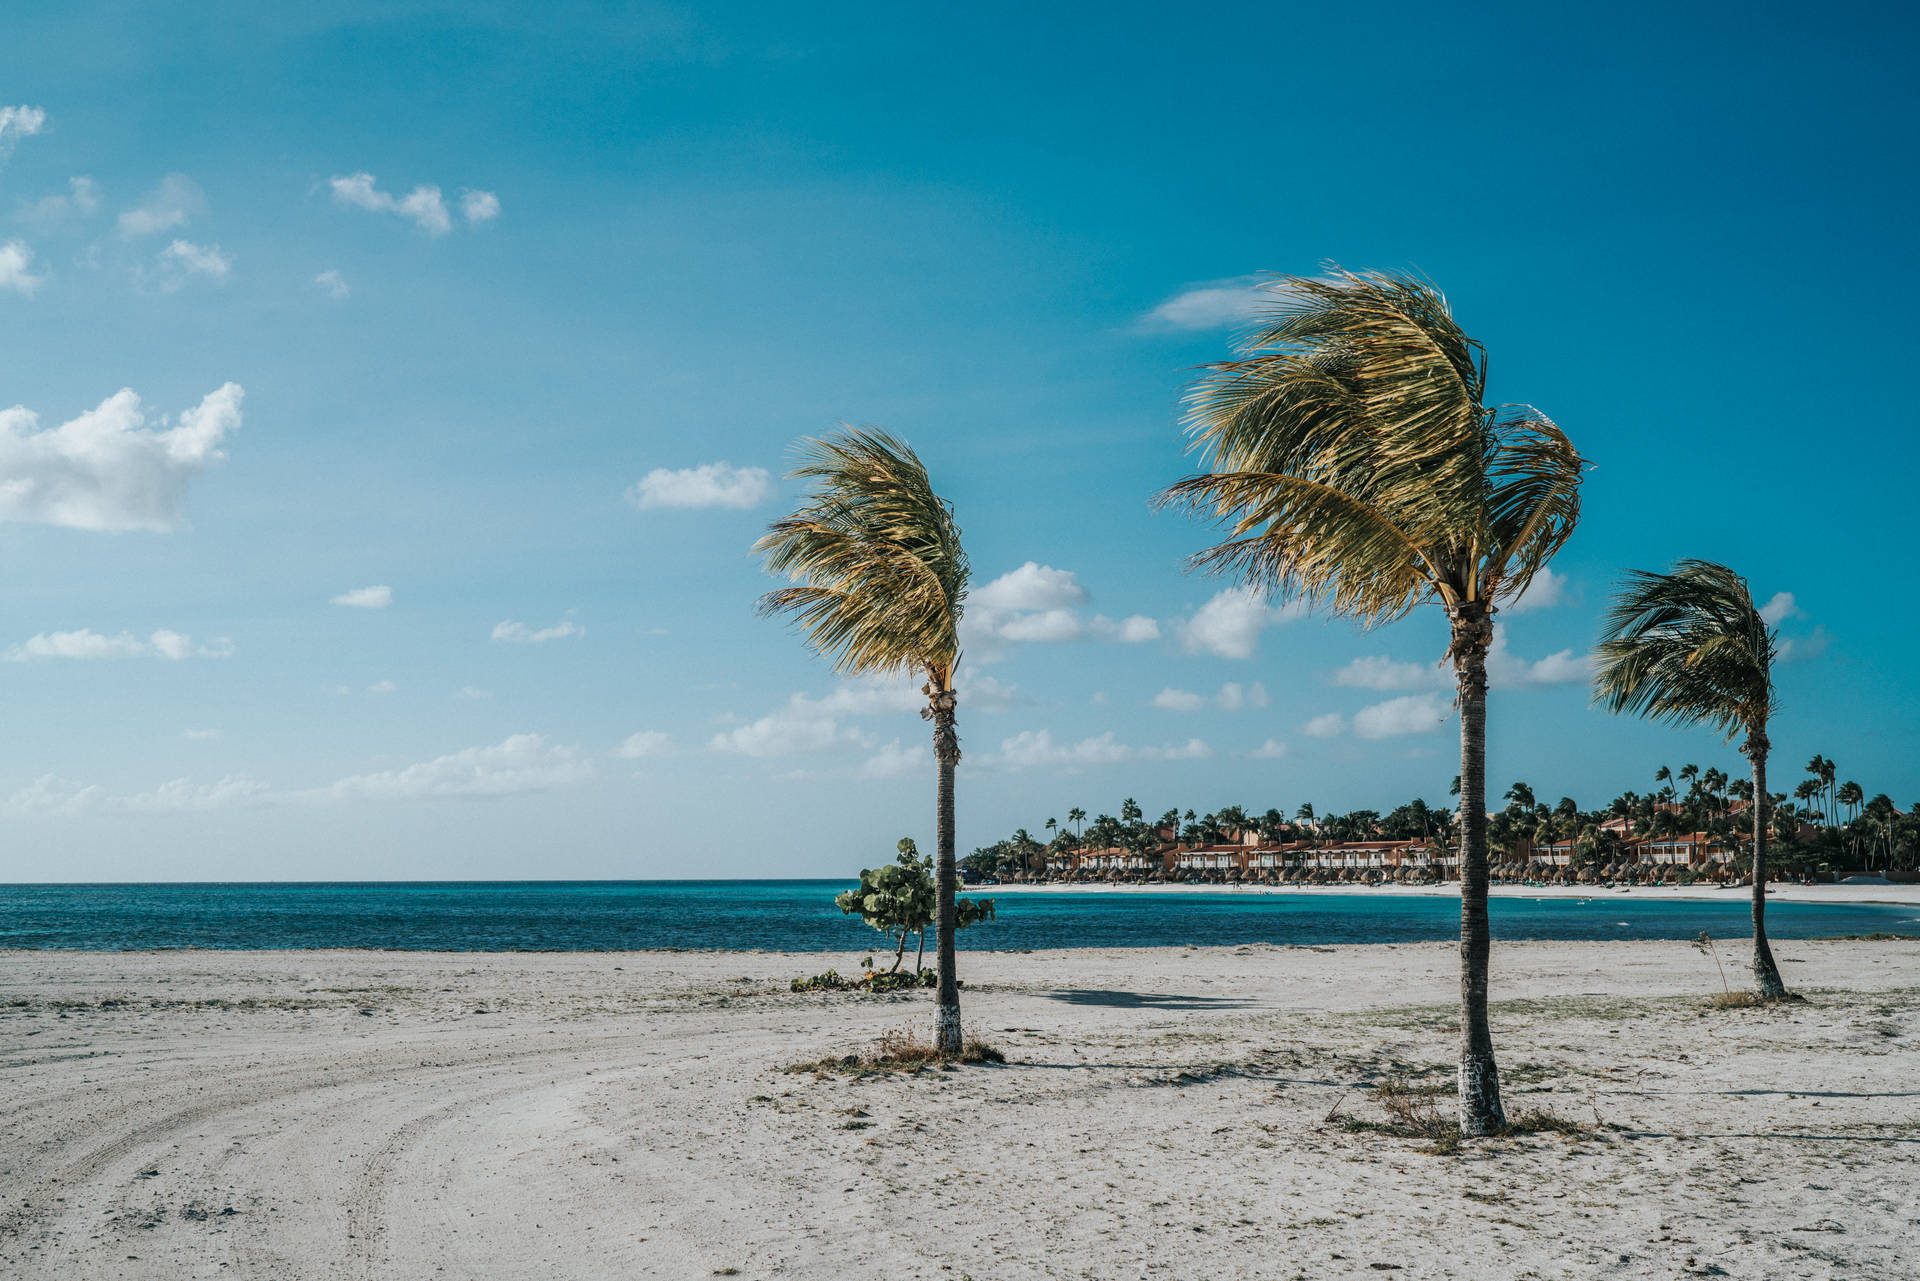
[1702,990,1808,1011]
[783,1023,1006,1077]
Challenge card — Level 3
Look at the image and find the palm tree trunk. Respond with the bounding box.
[929,685,963,1054]
[1747,735,1788,998]
[1449,605,1505,1136]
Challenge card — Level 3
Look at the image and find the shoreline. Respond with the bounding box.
[982,879,1920,908]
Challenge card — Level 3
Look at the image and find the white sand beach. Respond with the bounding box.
[3,939,1917,1280]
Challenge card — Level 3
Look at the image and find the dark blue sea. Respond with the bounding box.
[1,881,1914,951]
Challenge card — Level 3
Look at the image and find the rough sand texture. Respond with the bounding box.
[2,939,1916,1280]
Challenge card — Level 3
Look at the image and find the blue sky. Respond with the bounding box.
[2,1,1915,880]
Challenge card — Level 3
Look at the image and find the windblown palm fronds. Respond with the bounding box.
[1592,559,1777,740]
[755,428,968,689]
[1159,267,1582,624]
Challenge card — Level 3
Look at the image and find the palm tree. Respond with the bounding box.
[755,428,974,1051]
[1593,559,1791,999]
[1159,267,1584,1135]
[1504,781,1536,813]
[1067,807,1087,840]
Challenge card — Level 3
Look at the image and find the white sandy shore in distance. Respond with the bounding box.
[4,940,1918,1280]
[987,880,1920,908]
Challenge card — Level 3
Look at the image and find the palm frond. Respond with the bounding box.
[754,428,968,685]
[1591,560,1777,741]
[1160,266,1584,626]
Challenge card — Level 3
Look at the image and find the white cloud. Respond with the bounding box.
[1303,712,1345,739]
[1154,681,1269,713]
[1485,627,1589,688]
[710,707,845,757]
[0,106,47,167]
[973,562,1088,613]
[1353,693,1451,740]
[987,729,1211,771]
[0,240,46,296]
[17,176,101,226]
[314,268,349,300]
[994,608,1083,643]
[962,673,1019,710]
[1152,687,1206,712]
[183,728,219,741]
[455,685,491,700]
[1176,587,1304,660]
[324,733,592,802]
[155,239,231,288]
[1779,625,1829,663]
[1759,591,1802,626]
[1250,738,1290,759]
[368,679,397,694]
[1217,680,1269,711]
[1331,654,1447,692]
[861,738,927,779]
[1090,613,1160,643]
[118,174,205,238]
[492,616,584,644]
[122,775,270,814]
[1503,569,1570,615]
[2,774,101,816]
[332,585,392,609]
[329,172,451,235]
[615,730,674,759]
[1140,275,1269,331]
[790,674,924,718]
[626,461,770,511]
[5,628,229,662]
[0,382,241,532]
[460,189,500,224]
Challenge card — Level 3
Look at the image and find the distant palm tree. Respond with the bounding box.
[1504,781,1536,813]
[1654,764,1674,804]
[1068,807,1087,840]
[755,428,974,1050]
[1593,559,1791,999]
[1160,267,1584,1135]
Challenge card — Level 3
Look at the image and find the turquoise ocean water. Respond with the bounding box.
[1,881,1914,951]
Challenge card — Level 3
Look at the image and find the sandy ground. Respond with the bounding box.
[2,939,1917,1281]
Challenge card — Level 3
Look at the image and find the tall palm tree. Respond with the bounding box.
[755,427,974,1051]
[1593,559,1791,999]
[1159,267,1584,1135]
[1067,807,1087,840]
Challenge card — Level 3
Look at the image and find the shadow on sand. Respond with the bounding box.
[1043,988,1259,1010]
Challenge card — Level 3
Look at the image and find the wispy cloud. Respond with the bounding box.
[329,172,451,235]
[154,239,231,289]
[313,268,349,300]
[626,461,770,511]
[16,175,100,226]
[492,616,584,644]
[320,734,592,801]
[332,585,392,609]
[984,729,1211,771]
[0,383,241,531]
[1759,591,1802,626]
[5,628,231,662]
[118,174,205,238]
[0,240,46,296]
[0,106,48,167]
[1139,275,1270,331]
[1175,587,1304,660]
[615,730,674,759]
[460,189,500,224]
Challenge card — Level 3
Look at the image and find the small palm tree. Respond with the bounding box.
[755,427,974,1050]
[1593,559,1791,998]
[1160,267,1584,1135]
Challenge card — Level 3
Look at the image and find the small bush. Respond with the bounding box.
[790,967,937,994]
